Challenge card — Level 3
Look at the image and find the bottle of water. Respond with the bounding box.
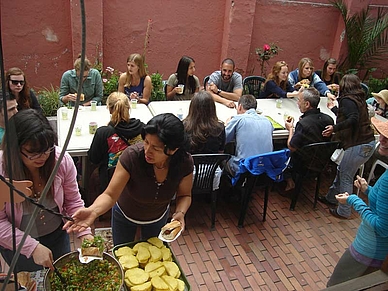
[177,108,183,120]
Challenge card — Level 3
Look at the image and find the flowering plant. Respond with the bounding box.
[101,66,121,97]
[255,43,281,77]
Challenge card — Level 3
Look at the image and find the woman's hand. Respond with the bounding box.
[327,92,337,101]
[354,175,368,193]
[335,192,349,205]
[129,92,139,100]
[171,212,185,232]
[32,243,54,270]
[322,125,334,137]
[63,207,98,234]
[327,99,337,110]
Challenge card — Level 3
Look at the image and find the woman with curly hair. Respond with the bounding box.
[259,61,299,98]
[6,67,42,113]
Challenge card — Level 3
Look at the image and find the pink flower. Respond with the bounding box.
[263,44,271,51]
[103,78,108,83]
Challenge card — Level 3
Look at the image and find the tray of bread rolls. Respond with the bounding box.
[112,237,191,291]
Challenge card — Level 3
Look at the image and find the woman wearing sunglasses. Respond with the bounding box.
[6,67,42,113]
[0,109,93,272]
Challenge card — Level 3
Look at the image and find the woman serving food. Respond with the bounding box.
[65,113,193,245]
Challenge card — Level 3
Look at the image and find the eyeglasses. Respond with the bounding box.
[21,146,55,160]
[10,80,25,86]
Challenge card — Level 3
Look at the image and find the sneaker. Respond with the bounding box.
[329,208,348,220]
[317,195,338,206]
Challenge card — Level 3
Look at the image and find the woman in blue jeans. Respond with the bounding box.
[327,117,388,286]
[321,74,375,219]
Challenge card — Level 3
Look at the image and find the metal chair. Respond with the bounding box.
[367,159,388,184]
[233,149,290,227]
[191,153,230,229]
[242,76,266,98]
[289,141,340,210]
[203,75,210,90]
[361,82,369,98]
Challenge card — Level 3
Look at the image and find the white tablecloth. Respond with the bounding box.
[148,98,336,139]
[57,105,153,156]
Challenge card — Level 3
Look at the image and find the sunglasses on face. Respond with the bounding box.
[10,80,25,86]
[21,146,55,160]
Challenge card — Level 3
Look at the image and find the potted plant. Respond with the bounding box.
[37,85,60,132]
[150,72,166,101]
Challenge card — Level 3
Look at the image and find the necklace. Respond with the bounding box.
[153,164,166,170]
[31,176,46,224]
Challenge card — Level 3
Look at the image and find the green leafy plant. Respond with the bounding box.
[332,0,388,80]
[368,75,388,94]
[37,85,60,117]
[150,72,165,101]
[255,43,281,77]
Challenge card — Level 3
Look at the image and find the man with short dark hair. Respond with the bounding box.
[207,58,243,108]
[224,94,273,176]
[284,87,334,190]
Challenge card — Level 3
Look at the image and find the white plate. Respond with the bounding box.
[158,228,183,243]
[77,248,103,264]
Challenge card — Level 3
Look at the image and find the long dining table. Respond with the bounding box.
[56,104,153,196]
[147,97,337,139]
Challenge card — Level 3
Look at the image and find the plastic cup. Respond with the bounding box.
[89,122,98,134]
[276,99,283,109]
[131,99,137,109]
[177,84,184,94]
[75,124,82,136]
[91,101,97,111]
[61,108,68,120]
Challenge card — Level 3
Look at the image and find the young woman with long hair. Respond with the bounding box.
[315,58,341,92]
[259,61,299,98]
[0,109,92,272]
[288,57,336,100]
[166,56,200,101]
[6,67,42,113]
[183,91,225,153]
[321,74,376,219]
[88,92,144,191]
[118,53,152,104]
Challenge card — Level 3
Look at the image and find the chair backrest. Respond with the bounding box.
[361,82,369,98]
[296,141,340,174]
[192,154,230,194]
[243,76,266,98]
[203,75,210,90]
[232,149,291,185]
[367,159,388,184]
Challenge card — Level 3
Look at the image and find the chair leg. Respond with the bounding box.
[290,174,302,211]
[238,176,255,228]
[210,190,217,229]
[262,185,269,222]
[313,175,321,209]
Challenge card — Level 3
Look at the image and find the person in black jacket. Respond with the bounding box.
[88,92,144,191]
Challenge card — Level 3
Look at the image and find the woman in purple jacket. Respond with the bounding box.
[0,109,92,272]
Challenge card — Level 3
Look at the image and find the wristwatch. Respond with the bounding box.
[217,89,222,95]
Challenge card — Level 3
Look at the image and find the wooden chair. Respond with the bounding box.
[243,76,266,98]
[289,141,340,210]
[191,153,230,229]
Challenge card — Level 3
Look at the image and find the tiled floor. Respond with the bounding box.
[95,162,365,291]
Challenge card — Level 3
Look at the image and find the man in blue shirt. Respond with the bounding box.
[224,94,274,176]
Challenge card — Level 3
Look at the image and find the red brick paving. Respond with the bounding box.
[94,165,364,290]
